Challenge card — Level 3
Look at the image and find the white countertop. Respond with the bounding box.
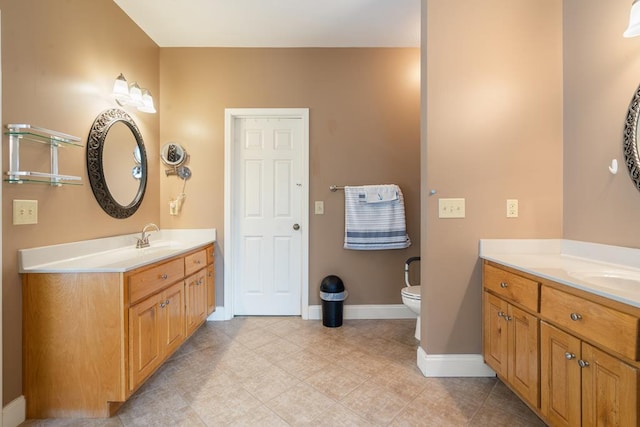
[479,239,640,308]
[19,228,216,273]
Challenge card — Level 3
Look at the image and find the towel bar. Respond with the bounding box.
[329,185,345,192]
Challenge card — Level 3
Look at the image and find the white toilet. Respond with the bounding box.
[401,285,421,340]
[401,257,421,340]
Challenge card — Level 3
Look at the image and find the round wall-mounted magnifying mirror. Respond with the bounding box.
[132,146,142,180]
[87,108,147,219]
[132,165,143,180]
[160,142,187,167]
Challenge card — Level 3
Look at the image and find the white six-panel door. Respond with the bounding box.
[229,113,306,316]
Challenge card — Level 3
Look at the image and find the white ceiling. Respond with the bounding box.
[112,0,420,48]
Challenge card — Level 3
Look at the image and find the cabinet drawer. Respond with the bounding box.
[129,258,184,304]
[541,285,640,360]
[483,264,540,312]
[185,249,207,276]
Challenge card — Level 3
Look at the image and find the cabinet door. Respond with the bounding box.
[483,292,509,376]
[129,295,162,391]
[581,343,638,427]
[541,322,581,427]
[207,264,215,315]
[508,304,539,408]
[185,269,207,336]
[162,281,186,356]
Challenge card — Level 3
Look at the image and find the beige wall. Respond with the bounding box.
[422,0,563,354]
[563,0,640,244]
[159,48,421,306]
[1,0,160,405]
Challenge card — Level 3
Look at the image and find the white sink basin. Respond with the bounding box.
[146,240,193,250]
[568,271,640,291]
[95,244,182,262]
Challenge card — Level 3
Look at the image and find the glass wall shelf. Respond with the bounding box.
[4,124,83,186]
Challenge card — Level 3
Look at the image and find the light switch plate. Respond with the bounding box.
[438,198,465,218]
[13,199,38,225]
[315,201,324,215]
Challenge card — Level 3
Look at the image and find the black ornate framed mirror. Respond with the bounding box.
[624,83,640,191]
[87,108,147,218]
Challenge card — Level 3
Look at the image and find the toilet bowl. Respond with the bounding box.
[401,285,421,340]
[401,256,421,340]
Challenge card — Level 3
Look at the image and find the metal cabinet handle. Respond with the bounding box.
[504,315,513,321]
[565,352,576,360]
[578,359,590,368]
[570,313,582,321]
[500,282,508,288]
[165,299,170,305]
[497,311,505,318]
[161,273,168,280]
[160,302,166,308]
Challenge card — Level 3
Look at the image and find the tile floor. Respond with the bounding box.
[23,317,545,426]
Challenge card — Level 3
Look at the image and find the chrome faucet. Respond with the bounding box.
[136,223,159,248]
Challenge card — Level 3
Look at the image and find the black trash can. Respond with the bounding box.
[320,275,348,327]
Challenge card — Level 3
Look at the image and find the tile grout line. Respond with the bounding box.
[465,375,498,426]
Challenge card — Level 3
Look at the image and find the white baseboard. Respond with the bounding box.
[3,395,25,427]
[208,304,414,321]
[308,304,416,320]
[207,306,231,321]
[417,347,496,377]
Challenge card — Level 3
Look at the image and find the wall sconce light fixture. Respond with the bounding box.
[625,0,640,37]
[112,73,156,113]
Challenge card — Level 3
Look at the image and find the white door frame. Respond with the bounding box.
[223,108,309,320]
[1,11,4,425]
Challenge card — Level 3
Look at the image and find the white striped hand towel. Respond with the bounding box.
[344,185,411,250]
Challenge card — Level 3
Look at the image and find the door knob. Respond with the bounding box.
[293,223,300,231]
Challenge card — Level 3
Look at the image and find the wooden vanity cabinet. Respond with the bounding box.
[23,243,215,418]
[483,260,640,427]
[483,264,540,408]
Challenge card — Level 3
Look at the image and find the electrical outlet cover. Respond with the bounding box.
[506,199,518,218]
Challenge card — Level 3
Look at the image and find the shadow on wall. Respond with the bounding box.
[445,258,484,354]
